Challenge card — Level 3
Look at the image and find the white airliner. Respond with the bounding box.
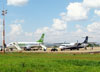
[7,33,47,51]
[59,36,89,50]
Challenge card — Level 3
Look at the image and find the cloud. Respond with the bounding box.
[34,19,67,43]
[75,24,84,33]
[6,0,100,43]
[35,18,67,34]
[8,24,23,38]
[52,19,67,31]
[61,2,89,21]
[87,22,100,34]
[35,21,100,43]
[94,10,100,16]
[76,24,81,29]
[34,29,67,43]
[35,27,50,34]
[7,19,34,42]
[25,32,33,37]
[33,1,100,43]
[7,0,28,6]
[34,2,90,43]
[76,29,83,33]
[83,0,100,8]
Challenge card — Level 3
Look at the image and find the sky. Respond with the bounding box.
[0,0,100,44]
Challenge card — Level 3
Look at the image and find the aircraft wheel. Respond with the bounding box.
[77,48,79,50]
[85,47,87,50]
[70,49,72,50]
[61,49,64,51]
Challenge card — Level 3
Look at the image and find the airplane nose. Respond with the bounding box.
[7,44,10,47]
[59,46,63,49]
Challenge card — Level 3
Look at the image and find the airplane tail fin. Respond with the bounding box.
[37,33,45,43]
[83,36,88,43]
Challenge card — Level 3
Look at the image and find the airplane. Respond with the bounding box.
[59,36,89,51]
[7,33,47,51]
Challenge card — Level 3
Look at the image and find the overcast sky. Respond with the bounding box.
[0,0,100,44]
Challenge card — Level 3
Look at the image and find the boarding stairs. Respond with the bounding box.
[13,42,22,51]
[40,44,47,50]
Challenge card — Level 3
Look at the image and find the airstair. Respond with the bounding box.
[13,42,22,51]
[40,44,47,51]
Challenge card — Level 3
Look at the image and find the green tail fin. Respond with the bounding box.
[37,33,45,43]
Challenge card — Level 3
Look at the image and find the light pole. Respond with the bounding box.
[2,9,7,53]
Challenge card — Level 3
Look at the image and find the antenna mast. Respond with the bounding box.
[2,1,7,53]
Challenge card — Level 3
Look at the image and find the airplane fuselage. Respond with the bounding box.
[59,43,88,50]
[7,42,41,48]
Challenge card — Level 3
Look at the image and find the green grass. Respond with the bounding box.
[0,53,100,72]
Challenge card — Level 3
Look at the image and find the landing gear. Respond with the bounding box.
[61,48,65,51]
[77,48,79,50]
[10,48,13,51]
[44,49,46,51]
[85,47,87,50]
[70,49,72,50]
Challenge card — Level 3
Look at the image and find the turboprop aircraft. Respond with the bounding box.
[7,33,47,51]
[59,36,89,51]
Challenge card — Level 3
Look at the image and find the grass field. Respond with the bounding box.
[0,53,100,72]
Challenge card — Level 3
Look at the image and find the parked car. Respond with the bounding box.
[51,48,58,51]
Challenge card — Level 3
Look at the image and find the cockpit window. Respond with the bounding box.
[13,43,15,45]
